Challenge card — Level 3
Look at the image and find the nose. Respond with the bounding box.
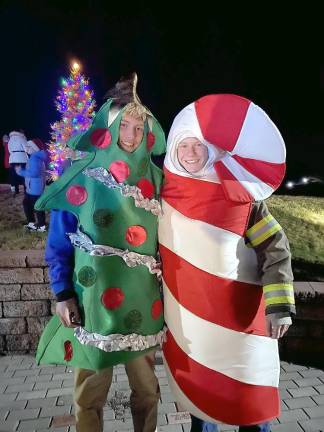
[125,127,136,142]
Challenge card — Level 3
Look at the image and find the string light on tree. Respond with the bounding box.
[49,60,96,179]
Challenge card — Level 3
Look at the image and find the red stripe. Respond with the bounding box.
[215,161,254,202]
[194,95,250,152]
[233,155,286,190]
[160,244,267,335]
[161,168,251,236]
[163,331,280,426]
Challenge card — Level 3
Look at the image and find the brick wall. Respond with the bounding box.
[0,251,323,367]
[280,282,324,369]
[0,250,54,354]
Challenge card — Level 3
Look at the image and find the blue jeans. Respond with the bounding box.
[190,416,271,432]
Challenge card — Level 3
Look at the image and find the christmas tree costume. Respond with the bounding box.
[36,75,166,370]
[159,94,289,425]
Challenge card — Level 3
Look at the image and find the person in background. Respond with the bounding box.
[7,130,28,195]
[15,138,48,232]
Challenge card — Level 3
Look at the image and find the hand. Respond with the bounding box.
[56,297,81,328]
[266,315,290,339]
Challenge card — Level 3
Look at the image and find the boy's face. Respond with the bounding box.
[177,137,209,173]
[118,113,145,153]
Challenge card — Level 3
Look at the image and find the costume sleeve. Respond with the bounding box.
[245,200,295,316]
[17,159,40,178]
[45,209,77,301]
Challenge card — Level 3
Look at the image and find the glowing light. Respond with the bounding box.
[302,177,309,184]
[72,62,80,71]
[286,181,294,189]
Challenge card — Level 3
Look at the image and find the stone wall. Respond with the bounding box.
[280,281,324,369]
[0,251,323,368]
[0,250,54,354]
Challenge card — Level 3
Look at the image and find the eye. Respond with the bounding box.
[136,126,144,132]
[120,122,127,128]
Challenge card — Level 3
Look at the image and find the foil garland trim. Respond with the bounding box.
[74,326,167,352]
[67,229,162,278]
[83,167,162,216]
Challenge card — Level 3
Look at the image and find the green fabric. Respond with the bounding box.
[36,99,166,370]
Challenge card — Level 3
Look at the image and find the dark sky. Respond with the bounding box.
[0,1,321,182]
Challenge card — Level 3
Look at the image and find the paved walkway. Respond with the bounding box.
[0,354,324,432]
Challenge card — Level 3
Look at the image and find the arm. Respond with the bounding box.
[45,209,81,327]
[16,159,41,178]
[245,200,295,338]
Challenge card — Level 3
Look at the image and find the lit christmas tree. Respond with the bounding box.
[49,61,96,179]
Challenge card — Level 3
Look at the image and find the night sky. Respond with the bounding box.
[0,1,321,188]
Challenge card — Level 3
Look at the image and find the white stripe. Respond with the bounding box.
[233,103,286,163]
[221,154,274,200]
[164,282,280,387]
[163,357,219,423]
[159,200,260,284]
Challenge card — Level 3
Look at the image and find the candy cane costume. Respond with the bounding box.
[158,94,295,426]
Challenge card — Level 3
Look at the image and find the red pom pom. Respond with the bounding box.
[137,178,154,199]
[66,185,88,205]
[151,299,163,319]
[109,160,130,183]
[64,340,73,361]
[90,129,112,149]
[102,287,125,310]
[146,132,155,150]
[125,225,147,247]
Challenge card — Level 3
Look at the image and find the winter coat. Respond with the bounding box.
[17,150,47,195]
[8,131,28,164]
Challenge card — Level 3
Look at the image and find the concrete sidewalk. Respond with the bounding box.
[0,354,324,432]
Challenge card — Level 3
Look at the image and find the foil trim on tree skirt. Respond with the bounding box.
[83,167,162,216]
[74,325,167,352]
[68,229,162,278]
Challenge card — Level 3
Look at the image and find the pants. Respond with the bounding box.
[74,350,160,432]
[190,416,271,432]
[23,193,45,226]
[9,165,24,193]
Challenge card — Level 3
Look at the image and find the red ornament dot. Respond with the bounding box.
[102,287,125,310]
[137,178,154,199]
[109,160,130,183]
[90,128,112,149]
[64,340,73,361]
[125,225,147,247]
[66,185,88,205]
[146,132,155,150]
[151,299,163,320]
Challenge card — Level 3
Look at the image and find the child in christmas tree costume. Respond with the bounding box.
[35,74,166,432]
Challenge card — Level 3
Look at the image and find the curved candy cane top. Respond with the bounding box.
[165,94,286,201]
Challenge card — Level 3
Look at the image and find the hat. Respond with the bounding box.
[29,138,47,151]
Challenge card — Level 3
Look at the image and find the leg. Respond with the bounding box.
[190,415,219,432]
[74,367,113,432]
[239,422,271,432]
[29,194,46,227]
[125,349,160,432]
[23,194,35,224]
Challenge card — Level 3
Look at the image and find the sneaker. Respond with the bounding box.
[36,225,46,232]
[24,222,37,231]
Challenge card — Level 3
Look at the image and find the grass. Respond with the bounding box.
[267,195,324,281]
[0,185,47,250]
[0,184,323,280]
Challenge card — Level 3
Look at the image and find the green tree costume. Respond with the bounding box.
[36,75,166,370]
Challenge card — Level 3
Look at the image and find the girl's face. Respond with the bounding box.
[177,137,209,173]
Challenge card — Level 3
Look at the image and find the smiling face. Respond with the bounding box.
[118,113,145,153]
[177,137,209,173]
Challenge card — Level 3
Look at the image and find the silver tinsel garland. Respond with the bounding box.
[68,229,162,278]
[74,326,167,352]
[83,167,162,216]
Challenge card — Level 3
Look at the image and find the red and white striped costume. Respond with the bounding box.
[158,94,286,425]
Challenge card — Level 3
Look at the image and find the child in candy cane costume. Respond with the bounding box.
[158,94,295,431]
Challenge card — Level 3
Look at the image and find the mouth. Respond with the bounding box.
[184,159,200,164]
